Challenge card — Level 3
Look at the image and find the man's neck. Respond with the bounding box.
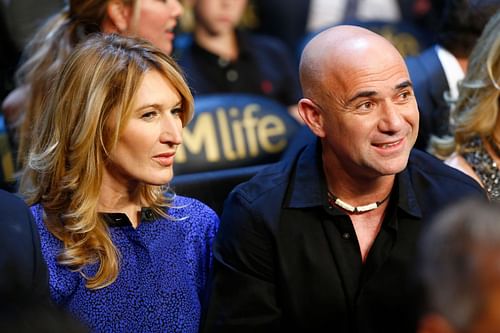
[323,163,395,208]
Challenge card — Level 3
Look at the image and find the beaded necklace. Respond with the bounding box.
[327,191,391,214]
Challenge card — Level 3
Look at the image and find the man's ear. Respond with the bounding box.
[298,98,325,138]
[417,313,456,333]
[103,0,132,33]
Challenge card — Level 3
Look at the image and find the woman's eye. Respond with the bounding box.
[171,107,184,117]
[141,111,158,120]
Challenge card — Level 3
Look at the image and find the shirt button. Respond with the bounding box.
[226,69,238,82]
[342,232,351,240]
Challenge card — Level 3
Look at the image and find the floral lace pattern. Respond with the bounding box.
[462,135,500,201]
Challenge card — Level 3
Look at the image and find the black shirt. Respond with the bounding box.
[202,139,487,333]
[176,30,302,107]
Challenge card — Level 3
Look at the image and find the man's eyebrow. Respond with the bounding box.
[347,90,377,104]
[346,80,413,104]
[395,80,413,90]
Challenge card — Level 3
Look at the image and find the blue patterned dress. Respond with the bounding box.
[31,195,219,333]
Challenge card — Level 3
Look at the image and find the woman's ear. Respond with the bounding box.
[298,98,326,138]
[103,0,132,33]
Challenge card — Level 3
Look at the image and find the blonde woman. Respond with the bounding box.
[430,11,500,201]
[2,0,183,170]
[20,34,219,332]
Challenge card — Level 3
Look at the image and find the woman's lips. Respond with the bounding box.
[153,152,176,166]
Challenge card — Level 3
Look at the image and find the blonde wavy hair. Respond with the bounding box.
[19,33,194,289]
[430,11,500,158]
[15,0,142,168]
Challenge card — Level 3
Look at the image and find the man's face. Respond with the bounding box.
[318,49,419,179]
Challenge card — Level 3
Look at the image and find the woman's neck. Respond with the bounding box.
[99,169,143,228]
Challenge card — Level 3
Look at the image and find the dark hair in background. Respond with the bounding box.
[437,0,500,58]
[418,199,500,331]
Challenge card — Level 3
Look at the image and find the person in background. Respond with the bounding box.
[201,25,487,333]
[430,10,500,201]
[1,0,64,51]
[417,199,500,333]
[406,0,499,150]
[176,0,302,122]
[19,34,219,333]
[2,0,183,171]
[0,189,49,310]
[252,0,445,55]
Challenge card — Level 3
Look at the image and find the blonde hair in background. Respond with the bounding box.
[430,11,500,158]
[20,33,194,289]
[15,0,141,169]
[178,0,258,32]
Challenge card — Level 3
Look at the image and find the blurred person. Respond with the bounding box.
[417,199,500,333]
[1,0,64,51]
[0,189,49,308]
[176,0,303,122]
[2,0,183,171]
[201,25,486,333]
[430,10,500,201]
[406,0,499,150]
[252,0,444,54]
[19,34,219,332]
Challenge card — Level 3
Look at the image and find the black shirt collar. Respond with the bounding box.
[100,208,157,227]
[286,139,422,219]
[192,29,252,62]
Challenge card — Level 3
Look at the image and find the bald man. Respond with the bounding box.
[201,26,486,333]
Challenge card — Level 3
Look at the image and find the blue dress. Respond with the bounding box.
[31,195,219,333]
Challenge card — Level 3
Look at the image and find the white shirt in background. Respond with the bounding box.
[306,0,401,32]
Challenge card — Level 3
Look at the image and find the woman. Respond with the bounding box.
[2,0,183,169]
[430,11,500,201]
[19,33,219,332]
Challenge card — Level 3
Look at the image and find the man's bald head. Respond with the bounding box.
[299,25,407,102]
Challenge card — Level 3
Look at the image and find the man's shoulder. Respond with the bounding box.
[407,149,484,193]
[230,159,293,205]
[0,190,32,225]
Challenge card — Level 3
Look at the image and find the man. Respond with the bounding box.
[405,0,499,150]
[202,25,486,332]
[417,199,500,333]
[0,190,86,333]
[0,189,49,312]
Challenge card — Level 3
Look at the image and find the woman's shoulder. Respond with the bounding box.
[29,203,80,302]
[445,152,483,187]
[167,195,220,231]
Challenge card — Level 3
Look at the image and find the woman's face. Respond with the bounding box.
[106,70,184,188]
[133,0,183,55]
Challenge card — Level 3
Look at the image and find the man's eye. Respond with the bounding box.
[397,91,413,103]
[358,101,374,110]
